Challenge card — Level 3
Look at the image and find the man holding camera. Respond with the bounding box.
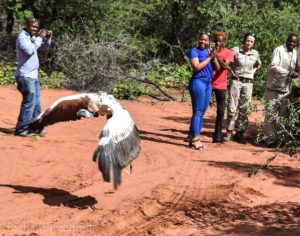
[14,17,52,137]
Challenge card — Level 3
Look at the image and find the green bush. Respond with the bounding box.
[113,61,191,100]
[0,63,16,85]
[39,70,68,89]
[0,62,67,89]
[145,61,190,87]
[259,97,300,154]
[113,82,146,100]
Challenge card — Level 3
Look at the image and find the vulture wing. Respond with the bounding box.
[92,105,141,189]
[23,94,96,132]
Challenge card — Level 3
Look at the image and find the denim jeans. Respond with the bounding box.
[15,76,42,133]
[213,89,226,139]
[189,77,212,137]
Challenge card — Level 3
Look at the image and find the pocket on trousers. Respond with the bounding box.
[16,76,32,95]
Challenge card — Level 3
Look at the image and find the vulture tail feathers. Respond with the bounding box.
[99,154,111,183]
[93,146,112,183]
[92,148,99,163]
[112,162,122,189]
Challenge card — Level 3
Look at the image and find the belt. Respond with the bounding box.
[232,77,253,83]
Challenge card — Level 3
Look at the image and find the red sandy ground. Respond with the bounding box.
[0,85,299,236]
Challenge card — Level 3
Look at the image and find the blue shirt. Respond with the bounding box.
[15,30,51,79]
[188,47,213,79]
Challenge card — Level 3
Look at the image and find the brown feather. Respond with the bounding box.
[29,96,90,131]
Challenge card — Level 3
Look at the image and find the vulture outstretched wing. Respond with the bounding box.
[21,93,99,132]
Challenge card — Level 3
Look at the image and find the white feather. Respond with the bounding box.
[98,95,135,145]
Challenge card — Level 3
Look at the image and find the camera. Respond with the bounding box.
[40,29,51,38]
[209,42,215,51]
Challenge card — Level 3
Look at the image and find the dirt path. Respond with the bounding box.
[0,86,299,235]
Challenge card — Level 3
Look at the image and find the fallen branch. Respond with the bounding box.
[248,152,279,177]
[148,94,173,101]
[129,75,176,101]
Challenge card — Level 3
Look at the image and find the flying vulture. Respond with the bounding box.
[21,92,141,189]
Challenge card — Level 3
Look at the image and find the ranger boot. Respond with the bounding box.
[234,131,246,144]
[223,131,233,142]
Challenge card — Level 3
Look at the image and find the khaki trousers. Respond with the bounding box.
[227,79,253,133]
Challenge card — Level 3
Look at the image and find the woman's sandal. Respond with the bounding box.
[189,139,205,150]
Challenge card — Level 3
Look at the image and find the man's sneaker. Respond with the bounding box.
[15,130,47,137]
[14,130,30,137]
[29,130,47,137]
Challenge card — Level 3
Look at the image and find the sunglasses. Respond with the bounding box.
[199,31,211,37]
[245,32,257,38]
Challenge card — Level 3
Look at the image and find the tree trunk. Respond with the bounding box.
[5,10,14,34]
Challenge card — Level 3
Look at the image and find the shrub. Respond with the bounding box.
[50,35,142,92]
[144,61,190,87]
[39,70,68,89]
[259,97,300,155]
[0,62,67,89]
[113,82,146,100]
[0,63,15,85]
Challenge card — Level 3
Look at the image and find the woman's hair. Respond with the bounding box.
[243,32,257,43]
[214,31,227,41]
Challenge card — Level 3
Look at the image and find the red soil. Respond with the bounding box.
[0,85,299,235]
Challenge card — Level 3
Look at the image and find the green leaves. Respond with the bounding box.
[259,97,300,154]
[113,83,145,100]
[0,63,15,85]
[0,62,67,89]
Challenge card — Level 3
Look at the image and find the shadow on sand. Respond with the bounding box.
[0,184,97,210]
[0,127,15,135]
[197,160,300,188]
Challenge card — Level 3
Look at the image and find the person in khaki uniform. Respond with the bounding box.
[264,33,300,147]
[225,33,261,144]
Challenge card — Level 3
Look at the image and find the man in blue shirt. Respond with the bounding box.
[14,17,52,137]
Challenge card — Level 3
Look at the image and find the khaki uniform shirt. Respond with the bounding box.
[266,44,299,93]
[231,47,261,80]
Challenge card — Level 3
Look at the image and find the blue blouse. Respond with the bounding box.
[188,47,213,79]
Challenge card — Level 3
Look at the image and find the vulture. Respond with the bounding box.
[21,92,140,189]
